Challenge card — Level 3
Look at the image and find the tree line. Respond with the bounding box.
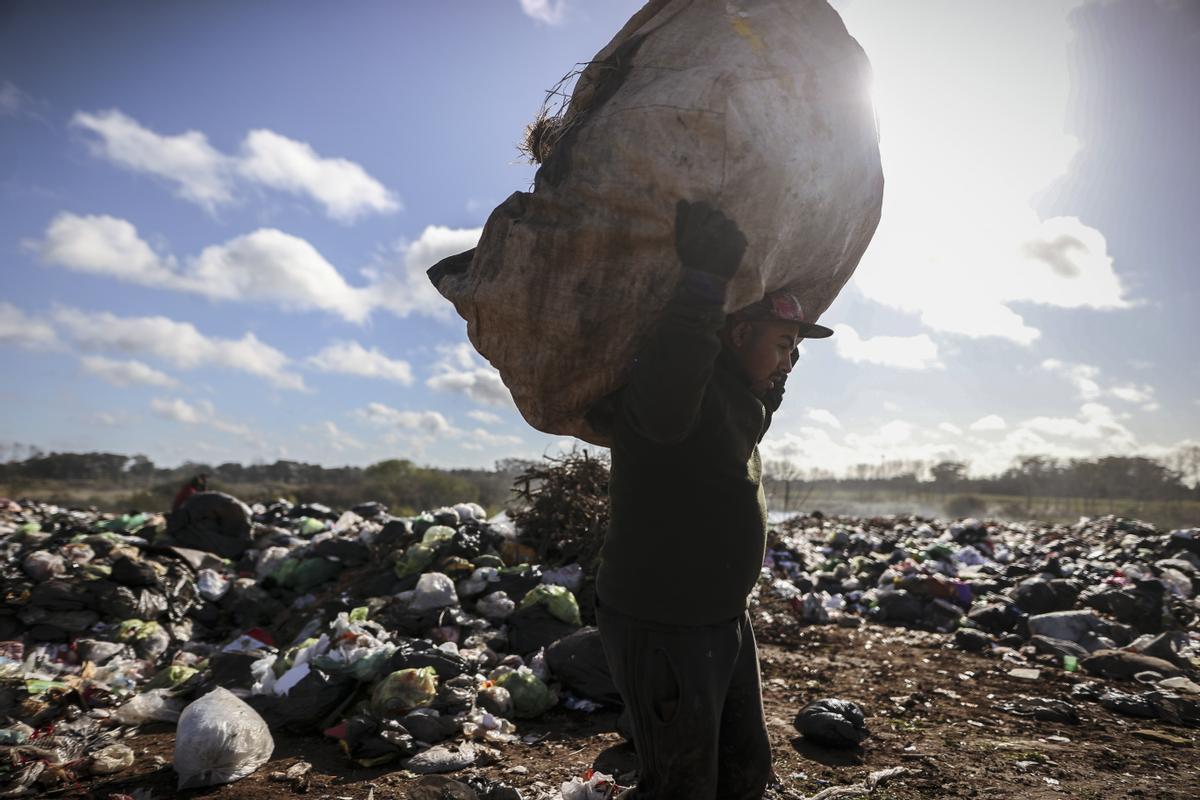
[0,448,543,515]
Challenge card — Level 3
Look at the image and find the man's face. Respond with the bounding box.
[728,320,801,397]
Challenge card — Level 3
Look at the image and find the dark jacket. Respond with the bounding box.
[590,273,781,625]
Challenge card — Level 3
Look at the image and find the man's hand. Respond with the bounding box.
[763,347,800,411]
[674,199,748,281]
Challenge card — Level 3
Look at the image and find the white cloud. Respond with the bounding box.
[151,397,255,440]
[1042,358,1159,410]
[71,108,397,221]
[1018,403,1135,447]
[831,324,942,370]
[35,213,177,287]
[467,410,503,425]
[54,308,305,390]
[427,343,515,407]
[520,0,569,25]
[71,110,233,211]
[80,355,178,388]
[190,229,375,322]
[309,421,364,453]
[968,414,1007,432]
[806,409,842,429]
[464,427,523,448]
[838,2,1130,343]
[938,422,963,436]
[0,302,59,349]
[357,402,455,436]
[238,129,400,222]
[363,225,482,319]
[1110,383,1158,411]
[34,214,465,324]
[1,81,31,117]
[1041,358,1101,400]
[307,341,413,384]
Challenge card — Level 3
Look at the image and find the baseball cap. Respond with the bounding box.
[732,291,833,338]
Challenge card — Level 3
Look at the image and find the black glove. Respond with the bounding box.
[674,199,748,281]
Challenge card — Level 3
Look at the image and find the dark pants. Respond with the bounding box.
[596,598,773,800]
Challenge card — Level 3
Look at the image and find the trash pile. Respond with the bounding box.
[2,493,1198,797]
[762,514,1200,727]
[0,493,613,797]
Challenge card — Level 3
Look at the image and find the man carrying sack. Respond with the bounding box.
[589,199,833,799]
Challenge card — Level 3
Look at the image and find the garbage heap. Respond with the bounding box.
[762,514,1200,726]
[0,493,612,796]
[1,494,1198,796]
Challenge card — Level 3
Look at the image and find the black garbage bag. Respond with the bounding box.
[311,538,371,566]
[111,557,159,587]
[376,519,413,554]
[166,491,254,559]
[445,528,486,561]
[338,713,418,766]
[1081,579,1166,633]
[545,626,622,706]
[352,501,388,519]
[794,699,870,748]
[387,640,470,681]
[90,581,169,620]
[966,601,1023,634]
[492,564,543,600]
[870,590,926,624]
[18,607,99,637]
[507,602,580,656]
[1010,577,1080,615]
[252,669,357,732]
[29,580,90,611]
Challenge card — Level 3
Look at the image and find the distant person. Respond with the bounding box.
[587,200,833,800]
[172,473,208,512]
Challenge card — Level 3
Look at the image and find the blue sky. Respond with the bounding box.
[1,0,1197,476]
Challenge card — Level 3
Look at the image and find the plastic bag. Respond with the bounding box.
[21,550,64,581]
[495,666,558,718]
[371,667,439,718]
[173,687,275,789]
[114,688,186,725]
[90,743,135,775]
[197,568,231,601]
[561,770,619,800]
[411,572,458,611]
[518,584,582,625]
[396,542,437,578]
[476,590,516,620]
[794,698,870,748]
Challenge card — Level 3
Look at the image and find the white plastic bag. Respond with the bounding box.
[173,687,274,789]
[410,572,458,611]
[561,770,619,800]
[113,688,186,725]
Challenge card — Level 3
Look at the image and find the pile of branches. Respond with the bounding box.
[510,450,610,623]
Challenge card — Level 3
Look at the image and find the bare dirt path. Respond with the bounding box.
[73,617,1197,800]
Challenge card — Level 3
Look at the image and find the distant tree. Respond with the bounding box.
[930,460,968,492]
[765,459,805,512]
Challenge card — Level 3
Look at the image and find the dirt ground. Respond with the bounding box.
[63,602,1198,800]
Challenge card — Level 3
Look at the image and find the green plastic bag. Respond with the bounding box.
[519,584,582,625]
[145,664,198,690]
[370,667,438,718]
[496,667,558,718]
[395,543,437,578]
[312,644,396,683]
[298,516,327,536]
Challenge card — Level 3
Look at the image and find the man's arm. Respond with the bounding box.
[619,200,747,445]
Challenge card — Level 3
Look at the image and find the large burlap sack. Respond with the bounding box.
[431,0,883,444]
